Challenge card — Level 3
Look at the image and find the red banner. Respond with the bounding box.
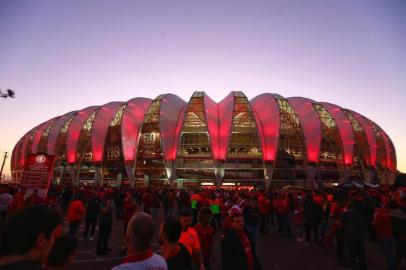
[21,153,56,199]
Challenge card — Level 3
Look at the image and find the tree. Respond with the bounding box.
[0,88,16,98]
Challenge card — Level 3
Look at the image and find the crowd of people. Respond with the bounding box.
[0,181,405,270]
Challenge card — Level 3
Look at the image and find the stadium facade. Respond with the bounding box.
[11,92,397,187]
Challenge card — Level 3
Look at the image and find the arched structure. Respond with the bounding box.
[11,92,397,186]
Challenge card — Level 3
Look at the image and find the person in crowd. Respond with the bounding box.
[0,188,12,226]
[303,192,323,246]
[268,189,276,225]
[7,187,25,216]
[123,191,137,237]
[97,195,114,255]
[24,189,45,207]
[243,197,260,249]
[112,212,167,270]
[160,217,193,270]
[61,187,73,214]
[83,191,102,241]
[150,189,161,222]
[373,202,397,270]
[330,198,347,265]
[162,189,170,218]
[221,211,262,270]
[178,209,206,270]
[341,200,367,270]
[66,194,85,238]
[115,189,125,220]
[194,208,215,270]
[0,205,62,270]
[46,235,78,270]
[177,189,191,214]
[294,194,305,243]
[258,192,270,234]
[275,193,292,238]
[209,194,221,232]
[320,194,332,247]
[191,191,201,226]
[388,199,406,265]
[142,189,153,214]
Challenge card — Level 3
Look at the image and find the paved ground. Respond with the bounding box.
[69,214,404,270]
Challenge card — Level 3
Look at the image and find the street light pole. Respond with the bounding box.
[0,152,8,178]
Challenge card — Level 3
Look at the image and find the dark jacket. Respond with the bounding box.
[341,208,367,239]
[243,205,260,226]
[85,197,102,221]
[390,207,406,238]
[303,197,323,226]
[221,228,262,270]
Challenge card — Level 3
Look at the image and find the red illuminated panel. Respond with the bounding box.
[203,94,220,160]
[19,124,42,167]
[46,111,78,155]
[349,110,377,167]
[320,102,355,165]
[159,94,187,161]
[91,102,124,163]
[66,106,99,163]
[121,98,152,161]
[217,93,234,160]
[11,140,22,170]
[250,93,280,162]
[31,117,59,153]
[203,92,234,160]
[288,97,321,163]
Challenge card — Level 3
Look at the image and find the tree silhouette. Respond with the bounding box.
[0,89,15,98]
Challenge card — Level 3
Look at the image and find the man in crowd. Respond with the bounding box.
[83,191,102,241]
[194,208,215,270]
[66,194,85,238]
[341,200,367,270]
[160,217,193,270]
[7,187,25,216]
[24,189,44,207]
[112,212,167,270]
[0,205,62,270]
[0,188,12,226]
[373,202,397,270]
[97,195,114,255]
[221,211,262,270]
[178,209,206,270]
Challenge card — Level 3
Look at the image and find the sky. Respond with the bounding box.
[0,0,405,178]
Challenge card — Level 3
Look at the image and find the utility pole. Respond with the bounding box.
[0,152,8,179]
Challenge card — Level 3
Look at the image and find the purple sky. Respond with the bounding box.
[1,0,405,177]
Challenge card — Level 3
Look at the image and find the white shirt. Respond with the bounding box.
[111,253,167,270]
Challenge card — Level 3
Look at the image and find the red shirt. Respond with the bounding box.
[193,223,214,261]
[258,196,270,214]
[8,193,24,214]
[275,198,289,215]
[66,200,85,222]
[24,194,44,207]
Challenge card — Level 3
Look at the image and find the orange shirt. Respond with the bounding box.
[179,227,201,255]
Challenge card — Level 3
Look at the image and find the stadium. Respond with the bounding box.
[11,91,397,188]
